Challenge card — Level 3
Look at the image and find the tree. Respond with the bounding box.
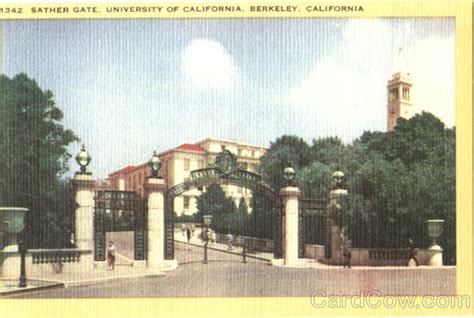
[195,184,237,234]
[249,193,274,240]
[258,135,311,190]
[347,112,455,263]
[297,161,332,199]
[257,112,455,264]
[311,136,347,169]
[0,74,79,248]
[236,198,250,235]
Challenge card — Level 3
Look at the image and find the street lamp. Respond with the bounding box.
[283,166,296,187]
[18,230,27,288]
[203,215,213,227]
[75,144,91,174]
[202,215,212,264]
[149,151,161,178]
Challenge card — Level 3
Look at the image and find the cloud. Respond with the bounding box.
[408,35,455,127]
[286,58,385,141]
[182,39,239,89]
[285,19,455,141]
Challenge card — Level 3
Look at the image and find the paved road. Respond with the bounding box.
[10,243,455,298]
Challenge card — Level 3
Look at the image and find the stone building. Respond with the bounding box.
[108,138,267,216]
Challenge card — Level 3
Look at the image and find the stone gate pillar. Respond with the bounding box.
[145,177,166,270]
[145,178,178,271]
[325,171,348,265]
[280,186,300,266]
[72,173,95,250]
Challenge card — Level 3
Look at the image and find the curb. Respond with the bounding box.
[62,272,165,288]
[0,281,64,297]
[1,272,166,295]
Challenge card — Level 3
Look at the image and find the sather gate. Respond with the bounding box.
[163,149,299,260]
[72,147,321,270]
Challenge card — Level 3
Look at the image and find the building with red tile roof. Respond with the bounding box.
[107,138,267,216]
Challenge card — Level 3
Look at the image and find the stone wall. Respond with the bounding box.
[0,249,93,278]
[304,244,441,266]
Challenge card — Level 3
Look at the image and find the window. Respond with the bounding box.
[183,196,190,210]
[403,87,410,100]
[184,158,190,171]
[389,88,399,102]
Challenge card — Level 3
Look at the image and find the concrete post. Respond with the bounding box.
[326,188,348,265]
[426,219,445,266]
[72,174,95,251]
[280,187,300,266]
[144,177,180,271]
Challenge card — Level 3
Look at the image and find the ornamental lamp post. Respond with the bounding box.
[283,166,296,187]
[332,170,346,190]
[203,215,213,227]
[149,151,161,178]
[75,144,91,174]
[426,219,445,248]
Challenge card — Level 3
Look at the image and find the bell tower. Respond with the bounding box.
[387,49,413,131]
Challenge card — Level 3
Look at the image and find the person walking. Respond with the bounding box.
[201,226,209,244]
[342,239,352,268]
[107,241,116,271]
[227,233,234,251]
[181,223,186,239]
[407,238,419,267]
[210,230,216,244]
[186,226,191,243]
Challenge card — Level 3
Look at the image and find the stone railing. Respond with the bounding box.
[30,249,83,264]
[0,248,93,277]
[305,244,440,266]
[368,248,411,261]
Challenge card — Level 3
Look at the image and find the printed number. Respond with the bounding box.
[0,8,23,13]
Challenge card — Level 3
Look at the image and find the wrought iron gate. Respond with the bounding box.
[273,203,283,259]
[94,190,146,261]
[164,149,282,259]
[300,198,328,257]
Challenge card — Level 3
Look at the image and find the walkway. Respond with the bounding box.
[174,230,273,262]
[8,243,456,298]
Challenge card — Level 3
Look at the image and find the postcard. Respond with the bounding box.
[0,1,472,317]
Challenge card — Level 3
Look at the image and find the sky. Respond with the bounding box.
[3,18,455,178]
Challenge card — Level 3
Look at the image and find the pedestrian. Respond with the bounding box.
[342,239,352,268]
[202,226,209,244]
[107,241,116,271]
[227,233,234,251]
[186,226,191,243]
[407,238,419,267]
[210,230,216,244]
[181,223,186,238]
